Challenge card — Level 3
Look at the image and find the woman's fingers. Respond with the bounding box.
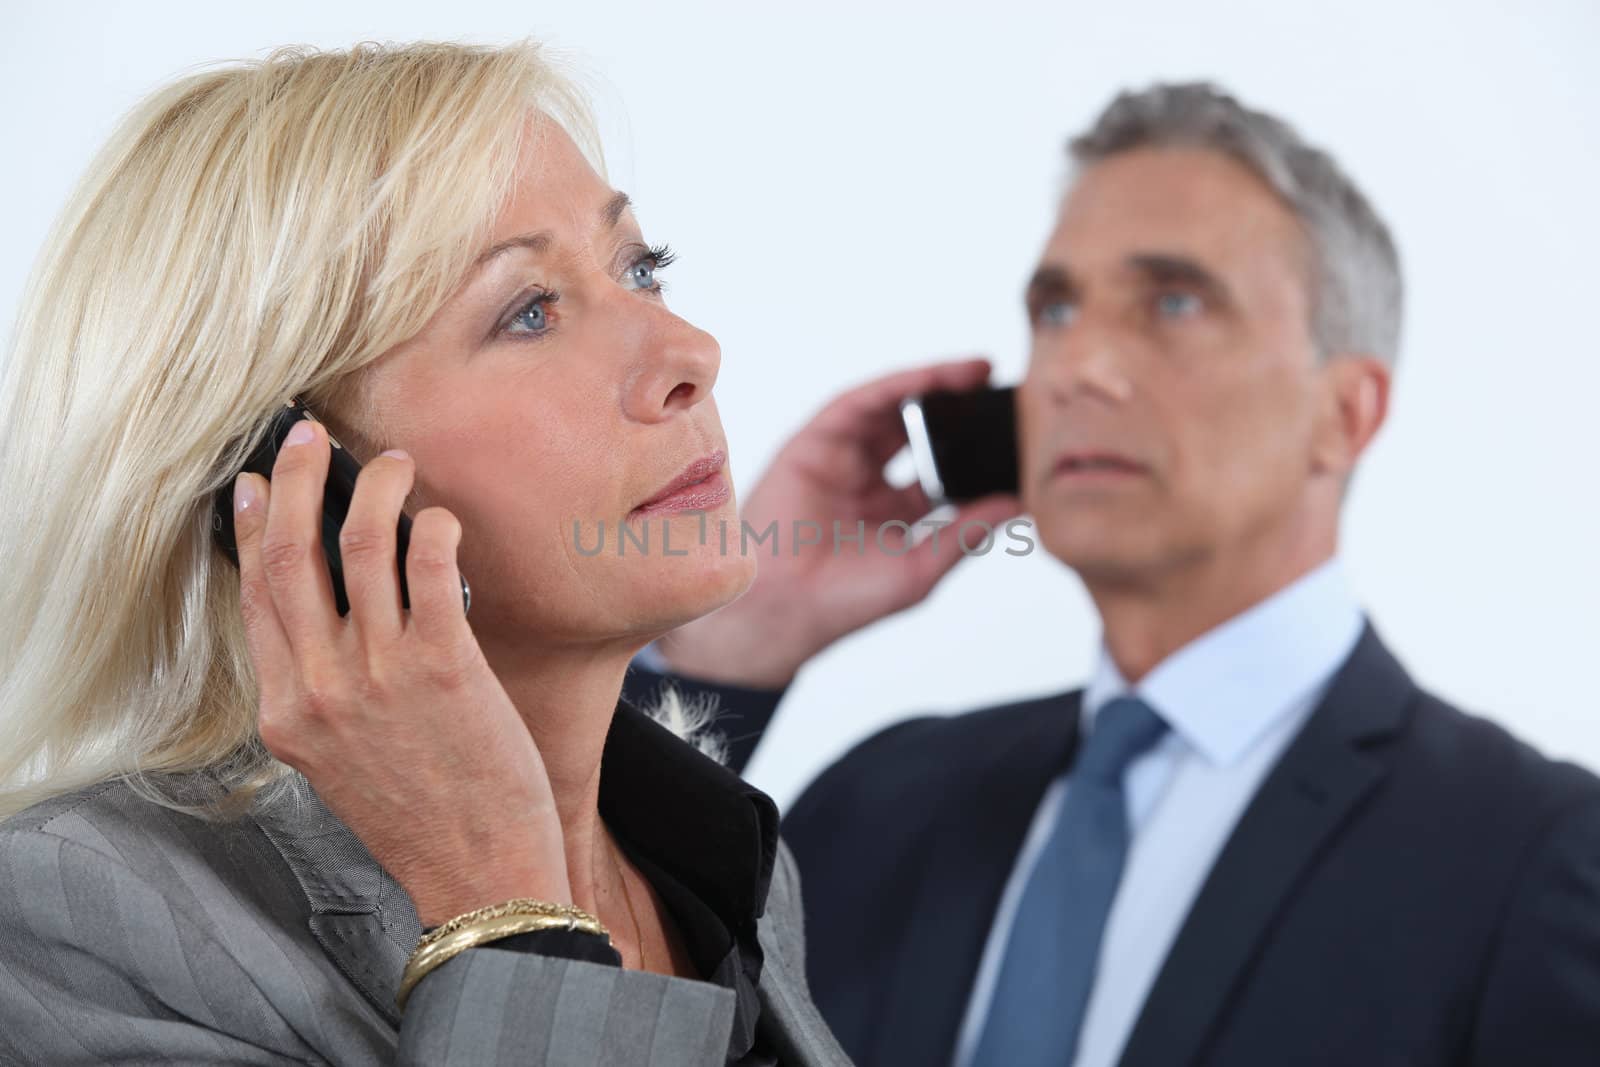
[231,472,296,709]
[338,450,416,641]
[403,505,471,651]
[256,418,341,666]
[224,415,566,916]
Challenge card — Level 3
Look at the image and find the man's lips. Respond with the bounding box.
[631,450,730,516]
[1050,449,1150,482]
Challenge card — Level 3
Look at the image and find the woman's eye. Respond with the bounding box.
[623,243,675,293]
[1156,291,1203,318]
[624,259,658,291]
[506,292,555,336]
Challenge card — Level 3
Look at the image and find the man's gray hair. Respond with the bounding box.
[1070,81,1403,366]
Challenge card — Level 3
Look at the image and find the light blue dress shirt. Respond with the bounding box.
[634,639,670,672]
[952,555,1366,1067]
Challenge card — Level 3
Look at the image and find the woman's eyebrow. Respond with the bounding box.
[469,190,634,274]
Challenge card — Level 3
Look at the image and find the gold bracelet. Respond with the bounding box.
[396,900,610,1011]
[416,899,606,954]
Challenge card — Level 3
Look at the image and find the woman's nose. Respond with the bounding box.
[624,310,722,422]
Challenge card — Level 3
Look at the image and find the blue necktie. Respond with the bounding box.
[970,695,1170,1067]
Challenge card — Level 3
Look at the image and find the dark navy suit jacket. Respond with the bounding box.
[625,621,1600,1066]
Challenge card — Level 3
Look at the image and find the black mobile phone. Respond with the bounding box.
[899,385,1019,506]
[211,397,471,617]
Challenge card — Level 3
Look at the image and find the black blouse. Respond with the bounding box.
[432,697,782,1066]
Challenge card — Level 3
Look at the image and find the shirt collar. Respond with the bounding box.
[598,696,780,936]
[1083,556,1366,767]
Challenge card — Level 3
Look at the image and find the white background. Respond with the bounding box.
[5,0,1597,811]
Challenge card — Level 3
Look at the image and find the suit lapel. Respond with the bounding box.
[250,775,417,1026]
[756,921,853,1067]
[1116,622,1417,1067]
[871,692,1084,1067]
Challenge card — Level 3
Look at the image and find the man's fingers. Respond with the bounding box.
[881,482,936,524]
[232,473,296,706]
[902,493,1025,590]
[810,356,993,439]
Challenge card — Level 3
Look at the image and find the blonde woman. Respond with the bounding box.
[0,40,851,1066]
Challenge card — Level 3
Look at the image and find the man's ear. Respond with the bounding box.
[1311,354,1390,477]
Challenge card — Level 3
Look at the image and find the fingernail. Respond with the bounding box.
[234,473,259,513]
[284,419,315,446]
[380,448,410,460]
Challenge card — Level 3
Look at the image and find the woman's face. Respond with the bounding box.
[349,112,753,651]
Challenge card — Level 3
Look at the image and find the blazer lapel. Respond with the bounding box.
[871,692,1084,1067]
[250,775,418,1026]
[756,923,854,1067]
[1116,621,1417,1067]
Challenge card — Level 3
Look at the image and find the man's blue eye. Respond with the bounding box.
[1157,291,1203,318]
[1039,301,1078,327]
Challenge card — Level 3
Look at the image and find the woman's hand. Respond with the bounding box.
[231,417,569,927]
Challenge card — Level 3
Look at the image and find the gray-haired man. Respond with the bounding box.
[627,82,1600,1067]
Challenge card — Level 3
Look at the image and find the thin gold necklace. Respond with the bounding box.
[598,827,649,972]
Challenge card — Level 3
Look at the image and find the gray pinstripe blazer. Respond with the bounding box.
[0,771,854,1066]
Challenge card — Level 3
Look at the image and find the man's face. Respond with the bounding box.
[1018,146,1342,588]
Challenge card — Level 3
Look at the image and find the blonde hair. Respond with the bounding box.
[0,39,718,821]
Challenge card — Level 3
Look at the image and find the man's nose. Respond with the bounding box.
[622,306,722,422]
[1031,319,1135,406]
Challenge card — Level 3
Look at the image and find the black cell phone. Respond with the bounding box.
[211,397,471,617]
[899,385,1019,506]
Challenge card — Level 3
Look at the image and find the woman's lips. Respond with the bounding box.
[631,451,730,517]
[630,470,730,517]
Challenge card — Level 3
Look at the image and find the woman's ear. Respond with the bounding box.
[1310,354,1390,477]
[305,380,380,463]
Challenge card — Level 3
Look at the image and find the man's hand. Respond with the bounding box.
[655,356,1022,688]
